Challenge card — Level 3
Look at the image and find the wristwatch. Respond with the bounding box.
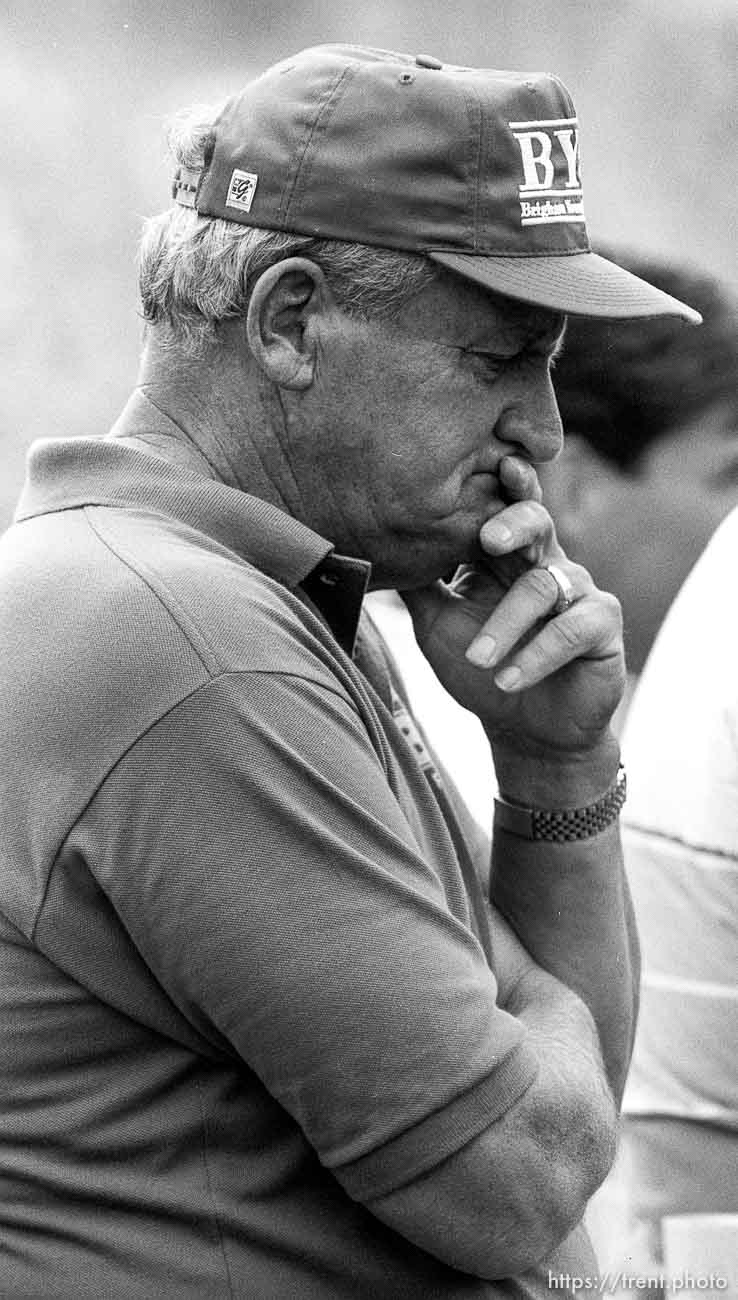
[494,764,627,842]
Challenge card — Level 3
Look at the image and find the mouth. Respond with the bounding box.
[469,467,510,514]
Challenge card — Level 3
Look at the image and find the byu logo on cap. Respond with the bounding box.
[226,168,259,214]
[509,118,585,227]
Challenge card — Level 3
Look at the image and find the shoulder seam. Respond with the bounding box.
[84,505,224,676]
[33,665,364,938]
[32,671,223,942]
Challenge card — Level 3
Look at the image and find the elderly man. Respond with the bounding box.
[0,45,699,1299]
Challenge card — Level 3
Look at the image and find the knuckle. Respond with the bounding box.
[567,561,592,589]
[525,565,558,603]
[518,635,554,672]
[519,500,550,531]
[600,589,624,627]
[550,609,587,650]
[501,500,550,538]
[550,594,621,655]
[584,588,624,638]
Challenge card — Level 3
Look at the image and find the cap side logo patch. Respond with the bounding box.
[508,117,585,227]
[226,168,259,213]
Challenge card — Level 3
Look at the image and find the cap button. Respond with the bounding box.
[415,53,443,70]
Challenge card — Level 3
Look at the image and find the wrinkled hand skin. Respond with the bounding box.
[402,455,626,760]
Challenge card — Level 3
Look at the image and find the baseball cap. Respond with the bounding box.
[172,44,701,324]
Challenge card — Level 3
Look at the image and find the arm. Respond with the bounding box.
[366,906,616,1276]
[490,741,640,1103]
[79,665,617,1279]
[403,455,639,1105]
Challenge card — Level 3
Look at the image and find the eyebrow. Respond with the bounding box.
[403,310,568,360]
[467,318,567,361]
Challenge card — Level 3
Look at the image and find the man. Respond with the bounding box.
[0,45,699,1299]
[592,507,738,1278]
[367,248,737,821]
[542,247,738,697]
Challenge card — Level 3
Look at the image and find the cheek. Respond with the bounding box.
[370,454,470,522]
[330,343,492,519]
[372,426,484,517]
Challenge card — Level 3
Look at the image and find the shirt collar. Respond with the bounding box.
[15,391,372,655]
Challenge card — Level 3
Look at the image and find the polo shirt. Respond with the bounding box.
[0,393,585,1298]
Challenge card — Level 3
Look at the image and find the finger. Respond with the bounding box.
[479,499,558,567]
[492,591,624,693]
[465,562,590,668]
[498,454,543,504]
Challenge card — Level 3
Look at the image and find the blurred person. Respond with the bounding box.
[0,45,700,1299]
[593,506,738,1277]
[542,251,738,711]
[541,249,738,1278]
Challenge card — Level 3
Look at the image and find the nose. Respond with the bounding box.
[494,367,564,465]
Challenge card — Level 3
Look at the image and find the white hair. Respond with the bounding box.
[139,103,438,352]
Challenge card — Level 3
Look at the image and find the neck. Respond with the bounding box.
[113,331,294,512]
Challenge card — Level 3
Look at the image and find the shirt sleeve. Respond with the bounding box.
[69,668,539,1201]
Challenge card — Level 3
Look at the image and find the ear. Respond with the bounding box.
[246,257,330,389]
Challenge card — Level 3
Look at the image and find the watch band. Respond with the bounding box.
[494,764,627,842]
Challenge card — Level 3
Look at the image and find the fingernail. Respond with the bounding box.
[495,665,522,691]
[483,520,513,546]
[465,634,497,667]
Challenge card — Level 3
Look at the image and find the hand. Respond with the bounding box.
[401,456,626,764]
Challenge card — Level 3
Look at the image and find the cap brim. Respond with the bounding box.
[429,249,702,324]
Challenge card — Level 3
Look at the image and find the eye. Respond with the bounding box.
[463,347,512,379]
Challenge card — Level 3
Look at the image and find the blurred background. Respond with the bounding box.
[2,0,737,529]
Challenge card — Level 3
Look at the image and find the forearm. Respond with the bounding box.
[490,738,640,1105]
[366,958,617,1278]
[401,483,638,1102]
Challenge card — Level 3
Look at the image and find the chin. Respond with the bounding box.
[364,512,486,590]
[379,543,477,592]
